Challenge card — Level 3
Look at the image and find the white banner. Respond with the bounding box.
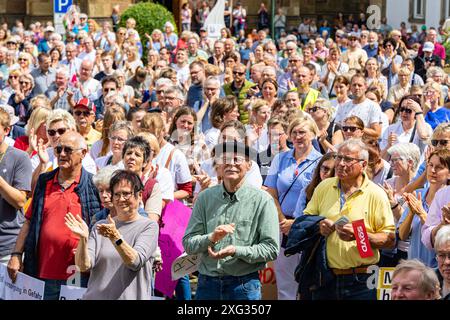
[171,252,200,281]
[59,285,86,300]
[0,264,44,300]
[203,0,225,41]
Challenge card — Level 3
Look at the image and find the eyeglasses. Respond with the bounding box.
[20,81,31,85]
[109,135,127,143]
[320,165,333,173]
[342,126,361,133]
[205,87,219,92]
[307,106,322,113]
[112,191,134,200]
[103,88,116,93]
[55,145,84,155]
[390,157,407,163]
[215,155,246,165]
[156,90,165,94]
[431,139,450,147]
[289,59,300,63]
[335,154,364,164]
[74,110,91,117]
[233,71,245,76]
[436,251,450,261]
[399,107,413,114]
[47,128,67,136]
[291,130,308,137]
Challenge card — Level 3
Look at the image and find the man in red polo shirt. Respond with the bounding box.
[7,132,101,300]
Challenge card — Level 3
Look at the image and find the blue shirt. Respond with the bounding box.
[425,107,450,130]
[398,188,437,267]
[264,148,322,217]
[363,44,378,58]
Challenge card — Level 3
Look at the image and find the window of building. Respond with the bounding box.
[409,0,426,23]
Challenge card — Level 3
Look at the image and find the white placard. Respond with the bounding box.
[171,252,200,281]
[59,285,86,300]
[0,264,44,300]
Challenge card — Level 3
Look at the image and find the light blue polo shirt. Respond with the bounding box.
[264,148,322,217]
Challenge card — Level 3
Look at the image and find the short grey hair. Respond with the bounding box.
[109,120,134,139]
[155,77,173,89]
[337,138,369,161]
[93,165,119,187]
[392,259,441,300]
[164,86,185,101]
[387,142,421,172]
[55,66,69,79]
[204,76,221,88]
[435,225,450,250]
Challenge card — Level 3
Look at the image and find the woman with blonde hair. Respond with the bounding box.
[246,99,271,152]
[90,106,126,160]
[423,81,450,130]
[8,73,35,127]
[305,97,343,153]
[145,29,165,53]
[121,45,143,80]
[17,52,33,74]
[264,115,321,300]
[14,106,51,157]
[0,68,21,105]
[365,57,388,99]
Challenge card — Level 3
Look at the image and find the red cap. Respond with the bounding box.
[74,97,96,113]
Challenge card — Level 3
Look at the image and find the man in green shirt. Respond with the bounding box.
[183,141,279,300]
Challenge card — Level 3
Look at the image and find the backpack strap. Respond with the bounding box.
[165,148,176,169]
[142,178,157,206]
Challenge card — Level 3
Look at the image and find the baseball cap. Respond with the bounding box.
[0,104,19,126]
[349,32,360,39]
[74,98,96,113]
[44,26,55,33]
[200,26,207,32]
[406,28,412,34]
[423,42,435,52]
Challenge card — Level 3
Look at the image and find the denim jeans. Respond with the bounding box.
[311,272,376,300]
[175,275,192,300]
[195,272,261,300]
[42,276,89,300]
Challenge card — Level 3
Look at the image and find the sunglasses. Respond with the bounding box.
[9,75,18,79]
[233,71,245,76]
[342,126,361,132]
[307,107,322,113]
[399,107,413,114]
[20,81,30,85]
[18,58,27,61]
[431,139,450,147]
[74,110,91,117]
[55,145,84,155]
[47,128,67,136]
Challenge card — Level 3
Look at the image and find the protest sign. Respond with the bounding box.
[0,264,44,300]
[171,252,200,281]
[59,285,86,300]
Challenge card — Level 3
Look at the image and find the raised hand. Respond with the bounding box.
[97,214,120,240]
[404,192,427,224]
[37,138,49,164]
[65,212,89,239]
[29,128,38,152]
[209,223,236,243]
[381,182,396,206]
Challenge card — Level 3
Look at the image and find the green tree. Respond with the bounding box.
[119,1,178,51]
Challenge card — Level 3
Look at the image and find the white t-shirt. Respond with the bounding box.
[171,63,190,85]
[154,143,192,188]
[380,120,433,154]
[30,147,97,174]
[95,155,124,170]
[143,165,174,202]
[334,98,382,128]
[204,127,220,150]
[90,139,106,160]
[245,125,269,153]
[73,77,102,102]
[194,159,263,195]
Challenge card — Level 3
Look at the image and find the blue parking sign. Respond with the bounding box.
[54,0,73,14]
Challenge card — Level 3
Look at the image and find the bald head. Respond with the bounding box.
[56,132,87,171]
[80,59,93,81]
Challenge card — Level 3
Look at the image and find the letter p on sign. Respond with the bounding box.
[55,0,72,13]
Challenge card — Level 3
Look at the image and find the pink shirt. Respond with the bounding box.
[421,185,450,250]
[418,42,446,60]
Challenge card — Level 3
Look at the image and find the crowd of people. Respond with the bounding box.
[0,2,450,301]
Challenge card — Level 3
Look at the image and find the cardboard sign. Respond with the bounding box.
[0,264,44,300]
[59,285,86,300]
[258,261,278,300]
[171,253,200,281]
[376,267,394,300]
[352,219,374,258]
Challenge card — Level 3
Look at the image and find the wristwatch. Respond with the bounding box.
[115,238,123,246]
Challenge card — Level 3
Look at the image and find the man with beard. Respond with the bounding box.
[187,61,206,108]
